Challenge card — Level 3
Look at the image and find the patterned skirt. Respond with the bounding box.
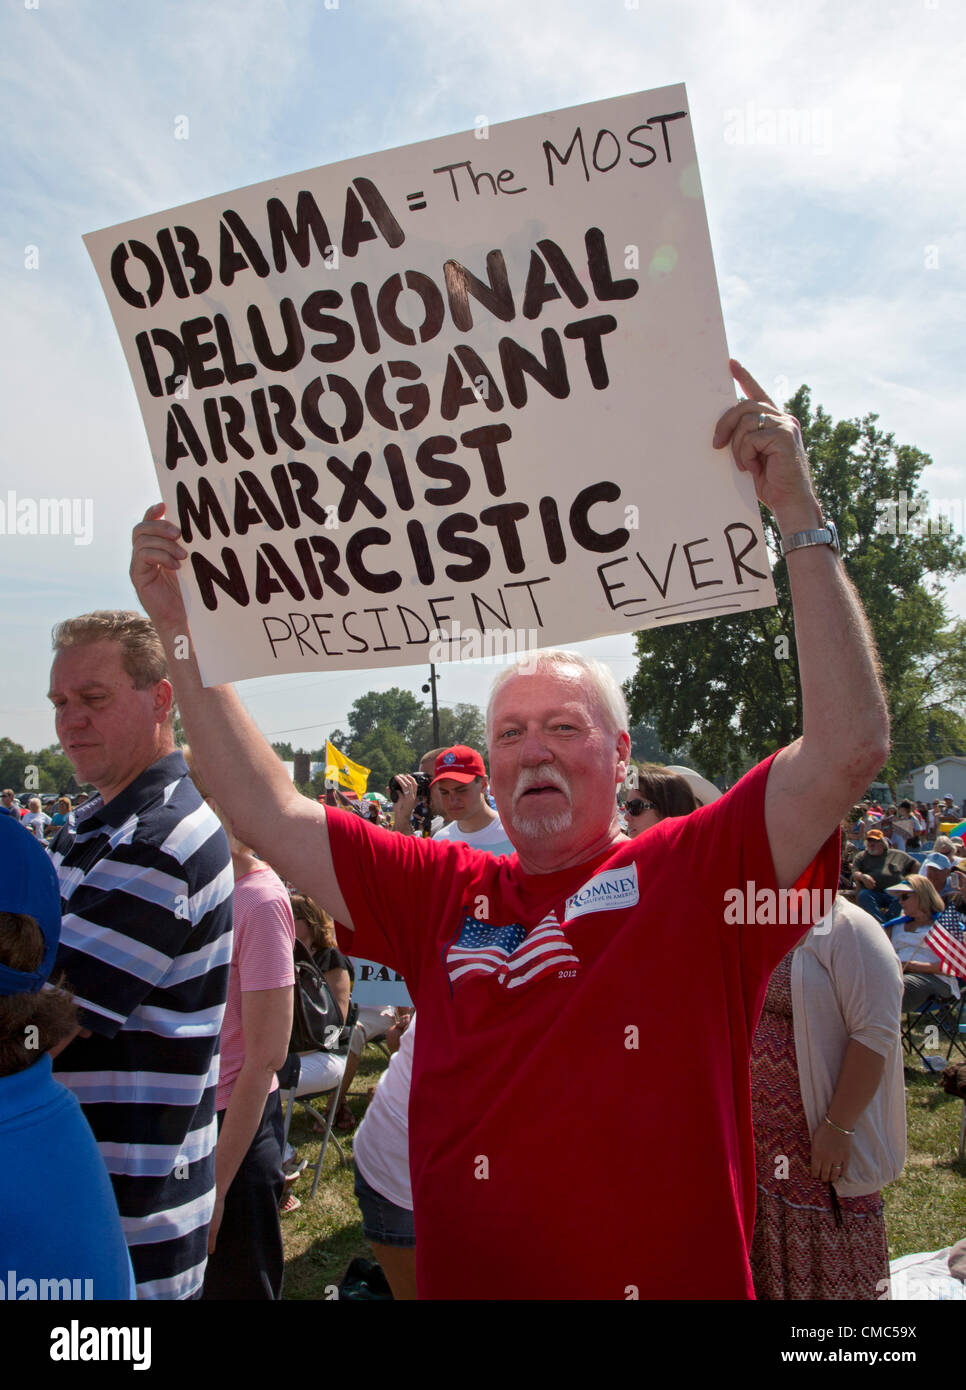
[749,952,889,1300]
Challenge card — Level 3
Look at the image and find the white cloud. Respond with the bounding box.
[1,0,963,751]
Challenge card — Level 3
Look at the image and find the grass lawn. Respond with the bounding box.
[883,1063,966,1259]
[280,1047,383,1300]
[280,1039,966,1299]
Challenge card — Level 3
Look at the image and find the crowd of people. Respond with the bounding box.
[0,790,80,840]
[8,625,962,1302]
[3,362,965,1302]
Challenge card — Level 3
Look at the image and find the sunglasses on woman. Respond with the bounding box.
[624,799,657,816]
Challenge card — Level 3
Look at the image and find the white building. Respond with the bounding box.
[908,756,966,807]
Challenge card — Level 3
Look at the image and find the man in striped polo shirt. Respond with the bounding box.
[47,611,233,1300]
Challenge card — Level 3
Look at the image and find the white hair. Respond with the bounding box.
[485,649,628,746]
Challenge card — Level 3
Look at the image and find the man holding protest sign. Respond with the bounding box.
[130,359,888,1298]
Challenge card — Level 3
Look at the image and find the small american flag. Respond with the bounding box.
[446,911,580,993]
[924,922,966,979]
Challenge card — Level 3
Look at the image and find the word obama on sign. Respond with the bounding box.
[85,84,775,684]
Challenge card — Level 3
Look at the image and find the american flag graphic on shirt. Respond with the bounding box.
[925,922,966,978]
[445,910,580,993]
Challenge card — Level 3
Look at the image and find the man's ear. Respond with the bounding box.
[616,731,631,788]
[155,678,175,726]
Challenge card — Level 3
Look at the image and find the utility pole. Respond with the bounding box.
[422,664,440,746]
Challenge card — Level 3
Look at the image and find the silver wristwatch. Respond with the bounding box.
[779,519,840,557]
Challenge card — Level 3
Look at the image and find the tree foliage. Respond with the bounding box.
[342,688,427,748]
[0,738,81,794]
[624,387,966,785]
[281,688,488,797]
[627,720,688,768]
[411,701,488,758]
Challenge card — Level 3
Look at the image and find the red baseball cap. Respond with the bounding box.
[430,745,487,788]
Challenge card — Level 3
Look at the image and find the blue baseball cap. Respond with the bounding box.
[921,852,951,872]
[0,815,61,996]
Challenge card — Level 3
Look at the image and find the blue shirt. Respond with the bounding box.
[0,1055,134,1299]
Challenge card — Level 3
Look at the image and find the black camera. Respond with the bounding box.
[388,772,432,803]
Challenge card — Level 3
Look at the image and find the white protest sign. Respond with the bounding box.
[350,958,413,1007]
[84,84,775,685]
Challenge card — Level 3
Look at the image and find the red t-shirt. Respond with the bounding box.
[329,753,838,1299]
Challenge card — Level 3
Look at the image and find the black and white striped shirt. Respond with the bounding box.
[51,751,233,1300]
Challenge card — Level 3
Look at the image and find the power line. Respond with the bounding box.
[266,720,347,738]
[265,698,466,740]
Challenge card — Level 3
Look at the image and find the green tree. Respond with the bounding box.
[624,387,966,783]
[33,745,77,793]
[411,701,487,757]
[627,719,690,769]
[886,629,966,784]
[344,688,426,747]
[0,737,28,791]
[330,688,488,786]
[0,738,87,795]
[348,724,415,794]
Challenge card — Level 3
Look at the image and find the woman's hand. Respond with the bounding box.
[810,1120,852,1183]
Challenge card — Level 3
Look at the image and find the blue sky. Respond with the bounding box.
[2,0,964,754]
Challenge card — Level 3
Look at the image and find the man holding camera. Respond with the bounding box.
[390,750,442,838]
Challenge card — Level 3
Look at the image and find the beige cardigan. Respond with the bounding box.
[790,897,907,1197]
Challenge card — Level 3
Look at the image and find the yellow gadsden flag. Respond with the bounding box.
[324,740,369,798]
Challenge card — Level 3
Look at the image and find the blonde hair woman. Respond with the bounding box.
[883,873,959,1014]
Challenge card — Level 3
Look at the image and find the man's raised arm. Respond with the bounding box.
[714,362,890,889]
[129,504,354,928]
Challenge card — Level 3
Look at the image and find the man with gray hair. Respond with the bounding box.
[130,361,889,1299]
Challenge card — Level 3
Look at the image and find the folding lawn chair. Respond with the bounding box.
[278,1052,349,1200]
[902,991,966,1071]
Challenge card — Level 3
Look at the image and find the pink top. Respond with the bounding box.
[216,863,296,1111]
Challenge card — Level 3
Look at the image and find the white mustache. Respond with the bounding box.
[513,765,571,805]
